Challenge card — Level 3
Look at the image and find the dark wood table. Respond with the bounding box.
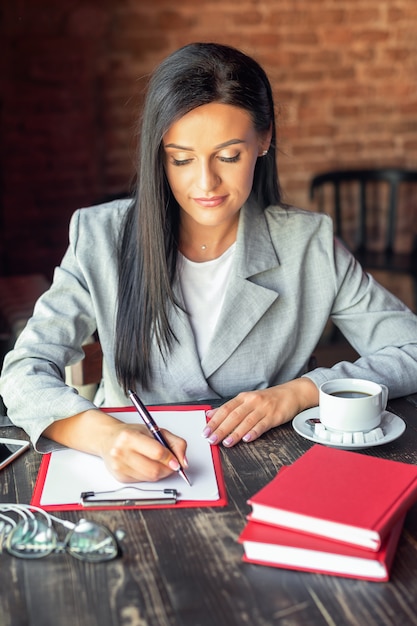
[2,394,417,626]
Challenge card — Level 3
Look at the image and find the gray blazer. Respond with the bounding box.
[2,197,417,450]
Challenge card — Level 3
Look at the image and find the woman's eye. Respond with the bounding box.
[219,153,241,163]
[171,157,192,166]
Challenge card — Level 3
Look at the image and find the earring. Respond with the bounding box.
[261,150,268,156]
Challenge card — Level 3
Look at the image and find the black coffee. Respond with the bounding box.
[330,391,372,398]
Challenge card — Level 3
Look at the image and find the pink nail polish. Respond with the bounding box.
[169,459,180,471]
[202,426,212,438]
[223,436,233,447]
[208,434,218,444]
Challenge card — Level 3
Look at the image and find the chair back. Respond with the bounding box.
[310,168,417,257]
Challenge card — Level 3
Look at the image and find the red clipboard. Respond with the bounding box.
[31,405,228,511]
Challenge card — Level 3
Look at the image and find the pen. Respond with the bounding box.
[128,389,191,486]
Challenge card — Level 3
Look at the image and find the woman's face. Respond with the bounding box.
[163,103,270,232]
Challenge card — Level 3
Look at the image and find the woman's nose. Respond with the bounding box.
[197,162,220,192]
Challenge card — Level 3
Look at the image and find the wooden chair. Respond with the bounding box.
[0,274,51,360]
[310,168,417,311]
[68,340,103,387]
[0,275,103,400]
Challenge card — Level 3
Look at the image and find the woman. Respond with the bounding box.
[1,43,417,482]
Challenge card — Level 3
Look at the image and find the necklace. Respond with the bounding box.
[201,245,207,250]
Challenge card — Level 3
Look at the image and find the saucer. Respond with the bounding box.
[292,407,406,450]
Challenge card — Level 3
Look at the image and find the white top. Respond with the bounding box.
[178,244,236,359]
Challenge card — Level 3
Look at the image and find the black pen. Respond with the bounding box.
[128,390,191,486]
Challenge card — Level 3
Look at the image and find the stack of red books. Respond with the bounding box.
[239,445,417,581]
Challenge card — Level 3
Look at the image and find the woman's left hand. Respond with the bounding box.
[202,378,318,447]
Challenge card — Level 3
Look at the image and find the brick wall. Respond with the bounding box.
[1,0,417,277]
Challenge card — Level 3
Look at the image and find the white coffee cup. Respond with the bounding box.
[319,378,388,433]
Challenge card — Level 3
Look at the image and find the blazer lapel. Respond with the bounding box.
[202,198,281,378]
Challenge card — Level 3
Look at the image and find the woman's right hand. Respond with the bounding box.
[100,420,188,483]
[43,409,188,483]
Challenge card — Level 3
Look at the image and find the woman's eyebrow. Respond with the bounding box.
[164,138,245,151]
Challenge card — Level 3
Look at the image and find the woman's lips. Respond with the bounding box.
[193,195,227,208]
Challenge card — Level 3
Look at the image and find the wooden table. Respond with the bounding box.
[1,394,417,626]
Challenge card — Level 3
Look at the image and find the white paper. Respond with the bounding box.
[40,409,220,505]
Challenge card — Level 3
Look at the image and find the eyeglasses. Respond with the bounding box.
[0,504,121,562]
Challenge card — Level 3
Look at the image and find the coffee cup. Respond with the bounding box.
[319,378,388,433]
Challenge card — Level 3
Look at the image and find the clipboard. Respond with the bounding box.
[31,405,228,511]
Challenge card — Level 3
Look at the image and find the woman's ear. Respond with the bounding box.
[258,124,273,156]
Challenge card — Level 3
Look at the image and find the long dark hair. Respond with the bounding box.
[115,42,282,392]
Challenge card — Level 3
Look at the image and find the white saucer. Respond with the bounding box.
[292,407,406,450]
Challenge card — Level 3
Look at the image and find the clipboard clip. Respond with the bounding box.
[79,486,178,507]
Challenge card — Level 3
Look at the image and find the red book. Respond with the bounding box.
[248,445,417,551]
[238,516,405,581]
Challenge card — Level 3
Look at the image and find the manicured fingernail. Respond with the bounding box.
[169,459,180,471]
[223,436,233,447]
[208,434,218,444]
[242,433,252,442]
[182,455,189,468]
[206,410,214,419]
[202,426,212,438]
